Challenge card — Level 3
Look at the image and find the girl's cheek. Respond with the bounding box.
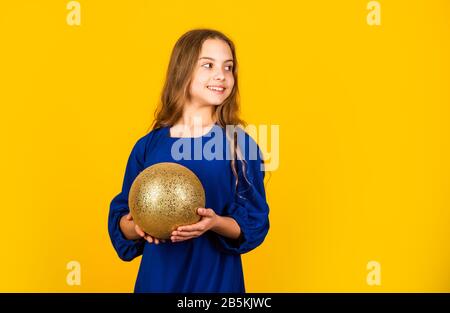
[197,72,210,84]
[228,78,235,89]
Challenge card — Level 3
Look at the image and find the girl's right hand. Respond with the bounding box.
[124,213,166,244]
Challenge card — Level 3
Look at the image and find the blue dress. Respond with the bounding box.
[108,124,270,293]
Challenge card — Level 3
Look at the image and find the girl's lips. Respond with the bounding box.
[206,86,225,94]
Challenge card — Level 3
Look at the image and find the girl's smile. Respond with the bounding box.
[206,85,226,94]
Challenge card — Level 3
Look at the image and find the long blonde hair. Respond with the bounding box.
[150,29,254,195]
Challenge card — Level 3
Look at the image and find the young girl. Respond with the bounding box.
[108,29,270,293]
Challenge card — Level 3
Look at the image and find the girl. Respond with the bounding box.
[108,29,270,293]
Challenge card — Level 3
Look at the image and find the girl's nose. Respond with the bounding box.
[213,69,225,80]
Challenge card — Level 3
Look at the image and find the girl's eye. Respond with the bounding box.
[225,65,233,71]
[202,63,213,69]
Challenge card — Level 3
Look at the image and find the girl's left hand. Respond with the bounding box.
[171,208,218,242]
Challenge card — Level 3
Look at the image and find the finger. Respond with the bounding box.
[154,238,159,245]
[176,222,204,231]
[172,235,196,242]
[177,223,205,233]
[135,225,144,237]
[135,225,145,237]
[144,235,153,243]
[197,208,214,217]
[172,230,201,237]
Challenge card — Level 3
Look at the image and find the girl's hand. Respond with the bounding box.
[124,213,166,245]
[171,208,218,243]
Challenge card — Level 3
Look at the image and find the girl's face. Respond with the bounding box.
[189,39,235,107]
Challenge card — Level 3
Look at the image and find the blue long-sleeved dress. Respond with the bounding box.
[108,124,270,293]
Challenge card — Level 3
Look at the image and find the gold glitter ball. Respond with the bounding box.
[128,162,205,240]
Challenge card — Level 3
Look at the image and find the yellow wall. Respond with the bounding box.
[0,0,449,292]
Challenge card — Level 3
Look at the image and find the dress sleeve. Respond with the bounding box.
[108,136,148,261]
[214,141,270,255]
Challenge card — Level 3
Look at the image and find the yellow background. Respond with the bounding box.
[0,0,449,292]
